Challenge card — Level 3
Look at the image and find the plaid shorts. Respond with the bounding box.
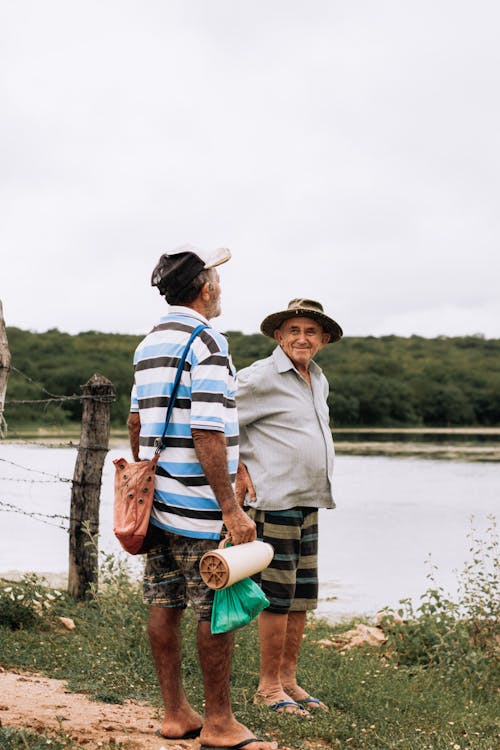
[143,528,216,621]
[247,507,319,614]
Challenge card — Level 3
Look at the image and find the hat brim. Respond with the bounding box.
[204,247,232,269]
[260,309,343,343]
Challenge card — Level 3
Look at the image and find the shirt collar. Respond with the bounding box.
[161,305,210,325]
[272,344,321,378]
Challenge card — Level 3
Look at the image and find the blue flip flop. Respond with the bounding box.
[296,695,328,710]
[269,700,307,715]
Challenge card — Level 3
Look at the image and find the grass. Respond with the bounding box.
[1,531,499,750]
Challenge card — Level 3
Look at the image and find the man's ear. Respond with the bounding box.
[274,329,283,343]
[200,281,211,300]
[321,332,331,345]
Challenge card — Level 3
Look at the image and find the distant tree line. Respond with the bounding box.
[4,327,500,430]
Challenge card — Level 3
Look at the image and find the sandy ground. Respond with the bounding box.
[0,670,329,750]
[0,668,194,750]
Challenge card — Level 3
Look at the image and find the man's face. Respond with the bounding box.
[274,316,330,369]
[205,270,222,319]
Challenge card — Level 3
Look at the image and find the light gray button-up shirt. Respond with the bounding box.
[236,345,335,511]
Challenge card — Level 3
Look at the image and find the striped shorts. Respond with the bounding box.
[247,507,318,614]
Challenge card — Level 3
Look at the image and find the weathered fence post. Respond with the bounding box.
[68,373,114,600]
[0,300,10,438]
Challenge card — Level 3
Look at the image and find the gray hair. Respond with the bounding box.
[164,268,213,305]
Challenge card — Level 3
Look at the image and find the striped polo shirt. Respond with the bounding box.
[130,306,239,540]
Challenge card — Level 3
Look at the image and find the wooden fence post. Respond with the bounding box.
[68,373,114,600]
[0,300,10,438]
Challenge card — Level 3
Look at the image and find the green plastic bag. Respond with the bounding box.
[210,577,270,634]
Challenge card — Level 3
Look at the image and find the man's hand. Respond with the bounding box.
[223,505,256,545]
[235,461,257,506]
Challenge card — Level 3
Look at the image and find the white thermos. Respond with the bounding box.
[200,540,274,589]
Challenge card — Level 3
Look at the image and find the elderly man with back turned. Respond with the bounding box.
[235,298,342,716]
[127,245,277,750]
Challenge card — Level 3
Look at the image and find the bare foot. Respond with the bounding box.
[158,708,204,739]
[283,684,329,711]
[199,718,279,749]
[253,688,310,717]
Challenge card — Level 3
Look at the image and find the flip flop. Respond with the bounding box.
[269,699,308,715]
[201,740,266,750]
[295,695,329,711]
[156,726,202,739]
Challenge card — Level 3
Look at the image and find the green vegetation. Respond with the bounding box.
[0,728,92,750]
[1,523,499,749]
[4,327,500,429]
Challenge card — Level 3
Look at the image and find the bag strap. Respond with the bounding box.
[154,323,208,454]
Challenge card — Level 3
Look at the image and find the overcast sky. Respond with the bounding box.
[2,0,499,339]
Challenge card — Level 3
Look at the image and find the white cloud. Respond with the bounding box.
[1,0,499,338]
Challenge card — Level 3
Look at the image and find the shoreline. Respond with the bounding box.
[3,428,500,461]
[334,441,500,461]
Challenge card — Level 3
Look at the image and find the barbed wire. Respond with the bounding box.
[9,365,62,399]
[0,500,102,533]
[7,395,114,405]
[6,365,115,405]
[0,476,66,484]
[0,500,70,530]
[0,365,116,534]
[0,456,72,482]
[1,437,117,450]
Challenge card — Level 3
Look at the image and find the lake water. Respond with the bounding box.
[0,442,498,622]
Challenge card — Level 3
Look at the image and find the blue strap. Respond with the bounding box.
[154,323,208,453]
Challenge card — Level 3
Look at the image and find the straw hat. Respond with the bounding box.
[260,298,343,343]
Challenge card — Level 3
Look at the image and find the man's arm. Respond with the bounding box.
[192,429,256,544]
[127,412,141,462]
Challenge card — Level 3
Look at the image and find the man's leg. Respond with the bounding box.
[148,606,203,738]
[279,507,328,711]
[252,609,306,715]
[280,609,307,691]
[197,620,279,748]
[281,612,328,711]
[247,508,308,715]
[280,510,328,711]
[257,609,288,696]
[280,611,328,711]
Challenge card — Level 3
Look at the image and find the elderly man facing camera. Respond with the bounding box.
[127,245,277,750]
[235,299,343,716]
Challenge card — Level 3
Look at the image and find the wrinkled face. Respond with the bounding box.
[205,269,222,319]
[274,316,330,369]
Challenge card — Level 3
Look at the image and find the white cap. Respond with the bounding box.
[169,244,232,269]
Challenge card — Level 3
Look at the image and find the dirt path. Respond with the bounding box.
[0,668,196,750]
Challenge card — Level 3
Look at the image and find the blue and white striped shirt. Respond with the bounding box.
[130,306,239,540]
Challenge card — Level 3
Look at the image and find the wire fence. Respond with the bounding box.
[7,365,115,405]
[0,451,74,530]
[0,316,122,594]
[1,362,113,516]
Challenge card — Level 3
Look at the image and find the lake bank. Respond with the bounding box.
[4,426,500,461]
[332,428,500,461]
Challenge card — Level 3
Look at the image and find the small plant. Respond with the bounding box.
[383,516,500,692]
[83,523,145,628]
[0,574,63,630]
